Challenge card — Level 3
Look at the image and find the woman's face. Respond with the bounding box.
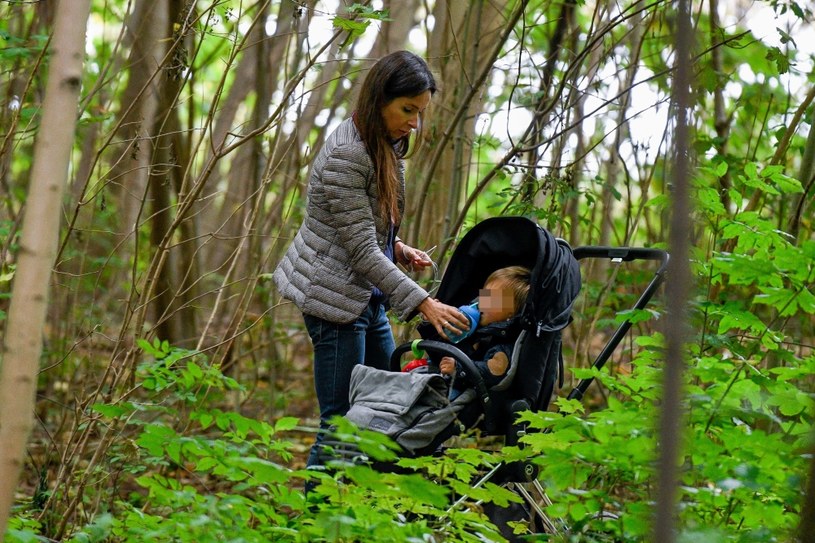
[381,90,432,140]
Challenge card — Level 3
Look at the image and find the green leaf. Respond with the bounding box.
[345,4,391,21]
[6,529,47,543]
[763,166,803,194]
[765,46,791,74]
[91,403,136,419]
[766,388,813,417]
[136,424,177,458]
[231,457,289,484]
[137,338,158,356]
[739,163,778,195]
[777,27,796,47]
[554,397,585,414]
[195,411,214,429]
[645,193,670,211]
[717,308,766,334]
[754,286,809,316]
[186,361,203,380]
[397,474,449,508]
[696,187,727,216]
[332,16,370,39]
[614,308,660,324]
[274,416,298,433]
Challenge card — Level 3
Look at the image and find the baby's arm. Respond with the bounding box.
[439,356,456,376]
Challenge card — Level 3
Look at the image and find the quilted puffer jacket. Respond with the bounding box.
[273,117,429,323]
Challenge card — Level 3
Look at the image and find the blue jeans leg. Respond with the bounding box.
[302,300,395,468]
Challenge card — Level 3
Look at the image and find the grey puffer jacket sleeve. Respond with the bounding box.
[272,118,429,323]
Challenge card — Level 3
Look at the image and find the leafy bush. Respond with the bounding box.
[521,334,810,542]
[8,340,524,543]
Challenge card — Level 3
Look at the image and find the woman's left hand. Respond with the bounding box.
[396,241,433,271]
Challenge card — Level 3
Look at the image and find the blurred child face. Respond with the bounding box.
[479,279,516,325]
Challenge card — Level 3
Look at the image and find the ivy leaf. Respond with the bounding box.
[765,46,791,74]
[332,16,370,39]
[777,27,796,47]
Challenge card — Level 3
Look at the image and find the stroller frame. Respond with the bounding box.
[410,243,670,538]
[332,216,669,539]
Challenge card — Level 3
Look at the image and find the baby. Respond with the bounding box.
[439,266,531,388]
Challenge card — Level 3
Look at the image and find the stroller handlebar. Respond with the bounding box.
[567,246,670,402]
[573,246,670,271]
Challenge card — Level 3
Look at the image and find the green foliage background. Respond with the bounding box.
[1,0,814,541]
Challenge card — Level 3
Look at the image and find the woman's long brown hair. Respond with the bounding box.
[355,51,436,224]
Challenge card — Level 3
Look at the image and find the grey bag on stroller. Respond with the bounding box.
[345,364,473,455]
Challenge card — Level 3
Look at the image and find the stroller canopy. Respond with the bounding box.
[435,216,581,336]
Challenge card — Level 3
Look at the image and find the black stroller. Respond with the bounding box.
[388,215,582,450]
[326,216,669,538]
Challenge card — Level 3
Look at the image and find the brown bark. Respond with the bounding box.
[407,0,518,252]
[523,0,577,208]
[369,0,421,58]
[708,0,732,212]
[801,435,815,542]
[0,0,91,537]
[788,112,815,240]
[653,0,693,540]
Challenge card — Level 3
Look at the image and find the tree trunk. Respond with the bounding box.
[407,0,514,252]
[369,0,420,58]
[0,0,91,538]
[801,435,815,543]
[653,0,693,540]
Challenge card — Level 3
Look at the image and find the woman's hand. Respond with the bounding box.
[395,240,433,271]
[417,297,469,340]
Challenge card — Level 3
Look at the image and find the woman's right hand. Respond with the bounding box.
[417,297,469,341]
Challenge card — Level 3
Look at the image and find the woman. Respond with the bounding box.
[273,50,468,467]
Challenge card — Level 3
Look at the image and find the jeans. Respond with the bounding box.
[302,299,395,468]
